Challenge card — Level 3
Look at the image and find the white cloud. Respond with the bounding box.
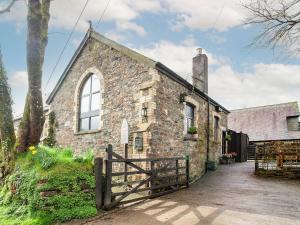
[1,0,251,34]
[105,30,126,42]
[0,0,27,26]
[137,39,222,82]
[209,63,300,109]
[163,0,249,32]
[137,40,300,110]
[9,70,28,87]
[0,0,162,36]
[116,21,146,36]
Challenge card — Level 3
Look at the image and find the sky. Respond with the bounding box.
[1,0,300,117]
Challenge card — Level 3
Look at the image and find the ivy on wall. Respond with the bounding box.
[43,112,56,148]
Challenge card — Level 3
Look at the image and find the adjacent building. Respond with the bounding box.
[228,102,300,142]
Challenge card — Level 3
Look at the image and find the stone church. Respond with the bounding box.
[44,28,229,178]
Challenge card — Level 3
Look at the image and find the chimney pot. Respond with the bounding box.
[196,48,202,55]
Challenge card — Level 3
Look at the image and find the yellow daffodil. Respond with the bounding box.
[32,150,37,155]
[29,146,36,152]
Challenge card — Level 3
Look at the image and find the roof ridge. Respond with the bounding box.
[230,101,298,112]
[90,31,157,68]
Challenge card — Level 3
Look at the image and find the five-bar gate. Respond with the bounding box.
[95,144,190,210]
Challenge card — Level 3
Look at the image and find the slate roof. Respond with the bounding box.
[228,102,300,141]
[46,29,229,113]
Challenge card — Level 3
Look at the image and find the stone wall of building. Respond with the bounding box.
[48,35,228,179]
[49,37,154,158]
[148,71,228,179]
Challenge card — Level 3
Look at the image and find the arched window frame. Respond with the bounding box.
[74,67,104,133]
[79,74,100,131]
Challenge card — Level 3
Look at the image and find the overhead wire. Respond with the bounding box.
[44,0,90,94]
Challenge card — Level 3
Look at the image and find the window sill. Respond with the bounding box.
[183,134,198,141]
[75,129,101,135]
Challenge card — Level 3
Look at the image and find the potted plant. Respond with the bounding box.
[220,152,237,164]
[228,152,237,163]
[184,126,198,141]
[225,134,231,141]
[220,154,230,164]
[187,126,197,135]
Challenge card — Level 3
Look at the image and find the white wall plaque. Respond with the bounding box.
[120,119,129,144]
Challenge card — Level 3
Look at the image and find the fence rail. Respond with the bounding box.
[255,141,300,178]
[95,144,190,210]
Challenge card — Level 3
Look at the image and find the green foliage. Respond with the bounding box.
[43,112,56,148]
[0,49,16,176]
[0,146,97,224]
[225,134,232,141]
[187,126,197,135]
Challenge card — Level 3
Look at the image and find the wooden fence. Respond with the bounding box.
[255,140,300,178]
[95,144,190,210]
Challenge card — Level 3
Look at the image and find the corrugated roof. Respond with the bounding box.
[228,102,300,141]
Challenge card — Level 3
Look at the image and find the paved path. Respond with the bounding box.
[86,162,300,225]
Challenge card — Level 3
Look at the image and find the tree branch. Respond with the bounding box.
[0,0,17,14]
[243,0,300,53]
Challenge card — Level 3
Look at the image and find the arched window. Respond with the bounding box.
[79,74,100,131]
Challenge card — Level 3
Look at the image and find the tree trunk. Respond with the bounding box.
[17,0,51,152]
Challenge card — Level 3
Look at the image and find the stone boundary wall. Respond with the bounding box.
[255,139,300,179]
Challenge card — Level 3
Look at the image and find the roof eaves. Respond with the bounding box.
[155,62,230,114]
[287,114,300,118]
[46,30,92,104]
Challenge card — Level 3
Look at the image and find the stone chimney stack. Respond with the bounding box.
[192,48,208,94]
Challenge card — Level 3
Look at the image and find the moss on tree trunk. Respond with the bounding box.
[17,0,51,152]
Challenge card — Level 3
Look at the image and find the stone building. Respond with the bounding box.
[44,28,229,179]
[228,102,300,141]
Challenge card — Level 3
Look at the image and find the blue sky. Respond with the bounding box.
[1,0,300,116]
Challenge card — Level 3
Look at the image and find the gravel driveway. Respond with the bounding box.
[84,162,300,225]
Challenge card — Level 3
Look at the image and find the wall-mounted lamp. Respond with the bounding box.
[180,93,188,103]
[141,102,148,122]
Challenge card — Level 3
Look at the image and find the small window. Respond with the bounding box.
[214,116,219,141]
[79,74,100,131]
[185,103,195,133]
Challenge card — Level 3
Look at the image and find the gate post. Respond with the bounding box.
[104,144,113,210]
[149,160,155,196]
[124,143,128,182]
[175,159,179,189]
[185,156,190,188]
[94,157,103,210]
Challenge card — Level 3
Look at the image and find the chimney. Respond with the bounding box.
[192,48,208,94]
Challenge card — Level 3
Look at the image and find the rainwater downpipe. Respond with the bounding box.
[206,97,210,172]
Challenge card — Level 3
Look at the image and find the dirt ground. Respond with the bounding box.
[84,162,300,225]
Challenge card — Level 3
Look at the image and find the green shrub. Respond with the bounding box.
[0,145,97,224]
[187,126,197,135]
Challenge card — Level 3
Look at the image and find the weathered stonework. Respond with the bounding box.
[45,30,229,179]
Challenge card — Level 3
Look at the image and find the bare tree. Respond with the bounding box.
[0,0,17,13]
[1,0,51,151]
[243,0,300,53]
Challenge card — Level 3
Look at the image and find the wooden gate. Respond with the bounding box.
[95,144,190,210]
